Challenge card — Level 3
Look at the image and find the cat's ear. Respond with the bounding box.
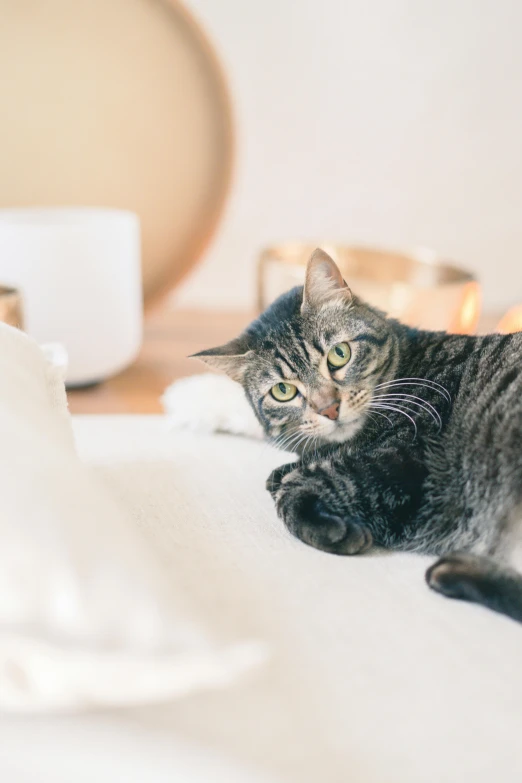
[302,248,352,311]
[191,337,252,382]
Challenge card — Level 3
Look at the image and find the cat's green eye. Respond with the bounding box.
[271,382,298,402]
[327,342,351,368]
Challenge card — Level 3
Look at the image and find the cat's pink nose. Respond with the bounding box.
[318,401,340,420]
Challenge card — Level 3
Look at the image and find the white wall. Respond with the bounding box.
[174,0,522,312]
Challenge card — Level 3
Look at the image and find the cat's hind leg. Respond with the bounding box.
[426,553,522,623]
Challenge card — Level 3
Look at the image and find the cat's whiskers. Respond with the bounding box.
[374,377,451,404]
[307,433,323,459]
[280,424,318,452]
[274,422,323,456]
[290,432,311,455]
[269,426,303,453]
[300,435,312,459]
[295,425,321,458]
[366,410,393,427]
[369,401,418,440]
[314,435,319,459]
[273,429,303,452]
[306,431,322,459]
[371,392,442,430]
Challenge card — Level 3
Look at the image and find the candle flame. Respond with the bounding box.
[497,306,522,334]
[452,282,481,334]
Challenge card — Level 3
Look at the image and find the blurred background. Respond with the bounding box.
[176,0,522,312]
[3,5,522,779]
[0,0,521,410]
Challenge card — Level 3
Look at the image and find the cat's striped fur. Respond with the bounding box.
[196,249,522,624]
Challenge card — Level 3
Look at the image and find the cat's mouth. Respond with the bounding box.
[275,398,371,451]
[313,406,367,443]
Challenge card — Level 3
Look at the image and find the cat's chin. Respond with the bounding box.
[319,416,366,444]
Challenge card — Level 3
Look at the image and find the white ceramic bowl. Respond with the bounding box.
[0,208,142,386]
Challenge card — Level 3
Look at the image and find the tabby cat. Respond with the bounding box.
[195,249,522,624]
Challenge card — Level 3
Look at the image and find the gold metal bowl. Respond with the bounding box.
[0,286,23,329]
[258,243,481,333]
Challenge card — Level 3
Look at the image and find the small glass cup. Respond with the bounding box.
[0,285,23,329]
[257,243,481,334]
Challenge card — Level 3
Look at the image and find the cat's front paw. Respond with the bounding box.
[286,494,372,556]
[266,462,299,497]
[269,466,372,556]
[162,373,263,438]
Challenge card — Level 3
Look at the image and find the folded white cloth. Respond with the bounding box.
[0,324,265,713]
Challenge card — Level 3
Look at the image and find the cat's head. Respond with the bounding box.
[194,249,400,447]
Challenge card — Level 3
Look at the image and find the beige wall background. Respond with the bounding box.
[173,0,522,312]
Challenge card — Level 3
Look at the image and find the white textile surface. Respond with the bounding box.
[0,325,264,713]
[63,416,522,783]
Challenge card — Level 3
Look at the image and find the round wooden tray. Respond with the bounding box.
[0,0,234,307]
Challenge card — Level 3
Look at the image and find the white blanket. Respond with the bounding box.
[0,325,265,712]
[3,337,521,781]
[68,416,522,783]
